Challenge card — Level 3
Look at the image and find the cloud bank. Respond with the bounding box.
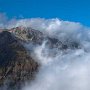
[1,13,90,90]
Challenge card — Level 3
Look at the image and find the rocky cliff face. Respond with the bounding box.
[0,31,39,90]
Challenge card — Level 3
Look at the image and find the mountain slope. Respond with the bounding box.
[0,31,39,90]
[0,27,81,90]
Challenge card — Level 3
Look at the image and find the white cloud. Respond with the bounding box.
[1,14,90,90]
[19,18,90,90]
[22,43,90,90]
[5,17,89,42]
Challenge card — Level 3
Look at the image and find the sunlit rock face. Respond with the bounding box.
[0,31,39,90]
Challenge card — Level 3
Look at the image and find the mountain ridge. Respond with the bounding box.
[0,26,81,90]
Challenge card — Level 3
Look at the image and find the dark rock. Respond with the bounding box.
[0,31,39,90]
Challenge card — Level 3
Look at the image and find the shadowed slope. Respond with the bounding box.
[0,31,39,90]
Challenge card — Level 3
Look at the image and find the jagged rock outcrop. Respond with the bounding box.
[9,26,80,50]
[10,27,45,44]
[0,31,39,90]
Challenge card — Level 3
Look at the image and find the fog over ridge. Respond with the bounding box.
[1,13,90,90]
[20,18,90,90]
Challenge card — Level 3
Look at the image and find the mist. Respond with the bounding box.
[1,13,90,90]
[22,42,90,90]
[21,18,90,90]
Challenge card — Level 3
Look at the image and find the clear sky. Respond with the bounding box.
[0,0,90,26]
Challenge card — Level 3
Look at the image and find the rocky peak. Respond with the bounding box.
[9,26,44,43]
[8,26,80,49]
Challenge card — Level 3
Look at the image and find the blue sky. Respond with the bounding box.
[0,0,90,26]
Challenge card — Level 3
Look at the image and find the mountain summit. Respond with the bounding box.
[0,27,80,90]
